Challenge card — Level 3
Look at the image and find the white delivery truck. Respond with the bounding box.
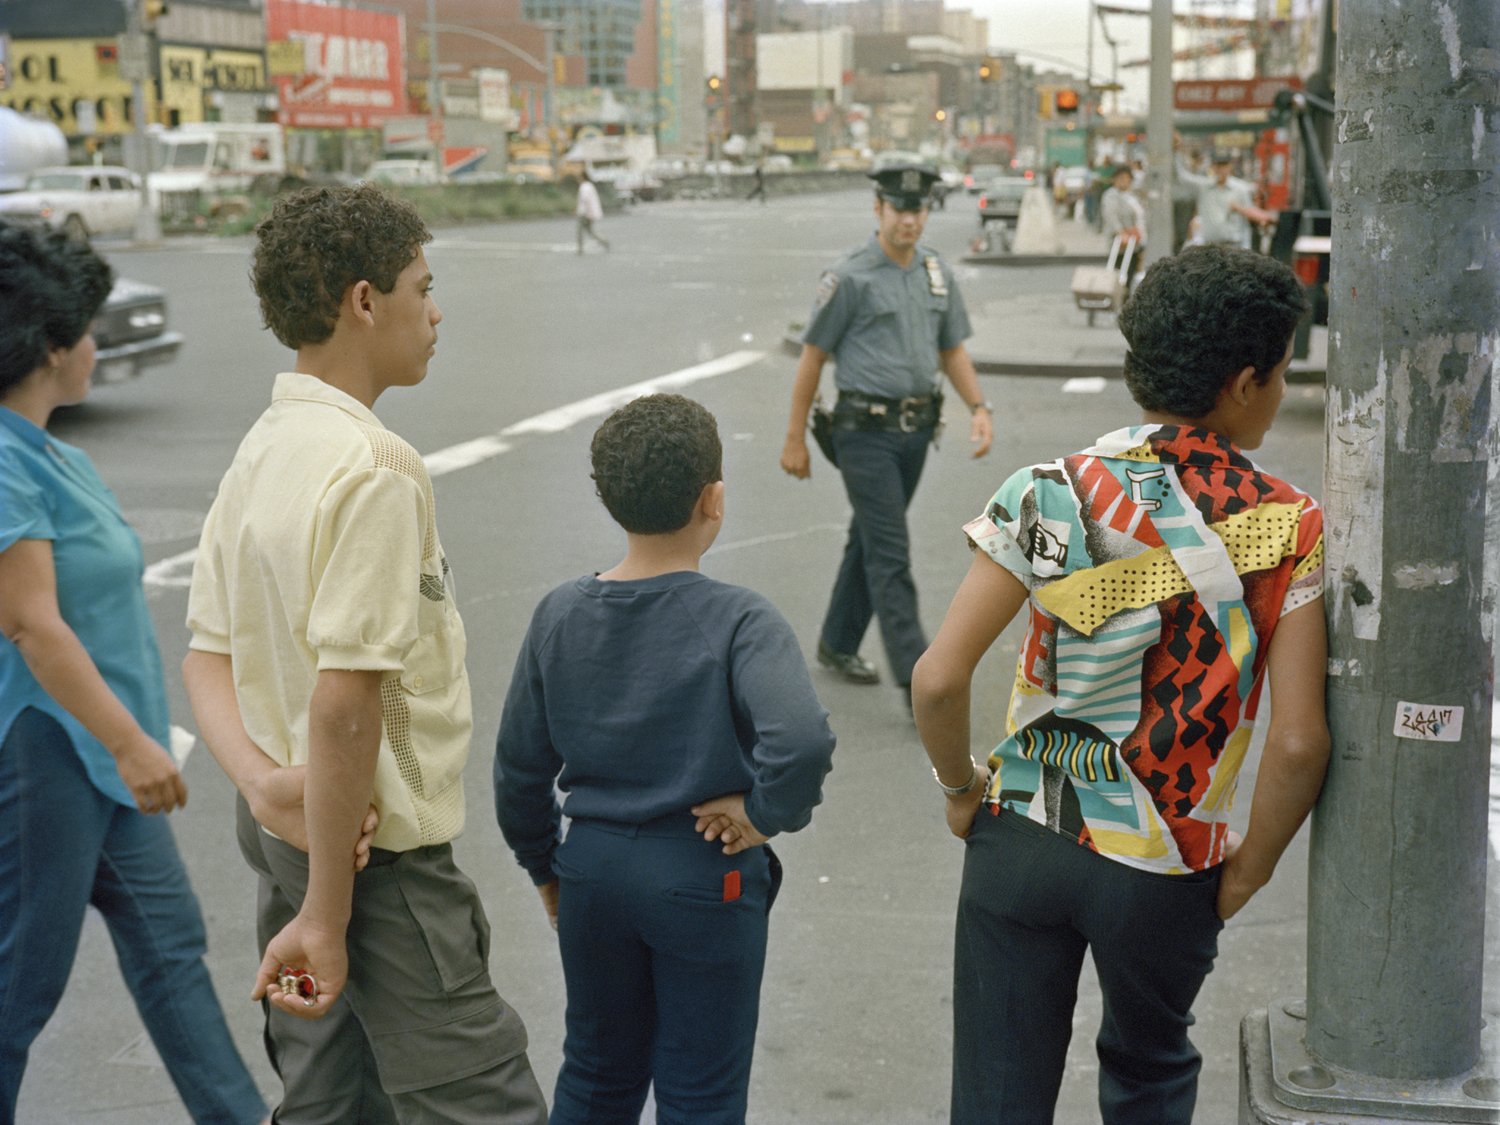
[148,122,291,221]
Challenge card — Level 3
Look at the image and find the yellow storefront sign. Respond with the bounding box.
[161,45,264,124]
[0,39,138,135]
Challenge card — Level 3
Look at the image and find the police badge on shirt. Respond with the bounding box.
[924,255,947,297]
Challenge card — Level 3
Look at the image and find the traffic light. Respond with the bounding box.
[705,74,722,109]
[142,0,169,28]
[978,57,999,83]
[1055,87,1080,114]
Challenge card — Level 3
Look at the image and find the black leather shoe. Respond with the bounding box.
[817,641,880,685]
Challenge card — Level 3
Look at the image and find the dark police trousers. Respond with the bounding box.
[822,424,933,686]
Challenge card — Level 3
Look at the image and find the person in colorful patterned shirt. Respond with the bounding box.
[912,244,1332,1125]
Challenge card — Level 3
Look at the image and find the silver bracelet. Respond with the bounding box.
[932,758,980,797]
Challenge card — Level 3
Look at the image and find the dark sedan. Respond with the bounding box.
[91,277,184,385]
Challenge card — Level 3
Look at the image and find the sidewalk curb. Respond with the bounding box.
[962,253,1103,267]
[781,330,1327,382]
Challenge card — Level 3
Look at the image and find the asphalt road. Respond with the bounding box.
[21,190,1491,1123]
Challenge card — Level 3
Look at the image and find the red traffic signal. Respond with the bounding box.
[1055,88,1080,114]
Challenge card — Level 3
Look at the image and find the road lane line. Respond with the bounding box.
[144,349,766,589]
[1062,376,1107,394]
[420,435,513,476]
[498,350,764,436]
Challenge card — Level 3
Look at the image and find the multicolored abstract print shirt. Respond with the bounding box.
[964,425,1324,875]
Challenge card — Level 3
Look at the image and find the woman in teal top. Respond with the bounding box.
[0,222,269,1123]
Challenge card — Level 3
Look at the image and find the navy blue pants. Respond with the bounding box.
[549,816,779,1125]
[0,708,267,1124]
[952,808,1224,1125]
[822,425,933,685]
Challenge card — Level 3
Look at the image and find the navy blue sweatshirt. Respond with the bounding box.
[494,571,837,886]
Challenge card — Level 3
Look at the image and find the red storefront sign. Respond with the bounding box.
[265,0,407,129]
[1174,75,1301,113]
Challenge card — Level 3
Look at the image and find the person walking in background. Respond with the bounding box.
[0,221,270,1125]
[183,185,548,1124]
[745,160,768,205]
[1100,163,1146,291]
[780,163,992,709]
[1178,148,1277,249]
[496,394,835,1125]
[913,246,1330,1125]
[576,168,611,254]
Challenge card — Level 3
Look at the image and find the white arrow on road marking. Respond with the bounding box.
[144,349,766,589]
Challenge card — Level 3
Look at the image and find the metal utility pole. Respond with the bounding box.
[1239,0,1500,1120]
[1084,1,1094,163]
[1143,0,1173,265]
[425,0,441,164]
[121,0,161,243]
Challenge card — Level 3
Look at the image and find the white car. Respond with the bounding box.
[0,165,144,239]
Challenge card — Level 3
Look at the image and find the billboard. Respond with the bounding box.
[264,0,407,129]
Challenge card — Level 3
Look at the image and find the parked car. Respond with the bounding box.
[963,163,1006,193]
[977,177,1032,225]
[0,165,144,239]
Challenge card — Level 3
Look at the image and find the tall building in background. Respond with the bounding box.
[524,0,641,87]
[659,0,707,152]
[725,0,756,139]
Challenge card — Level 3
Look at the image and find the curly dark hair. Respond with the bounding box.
[0,220,114,396]
[1118,244,1308,418]
[250,184,430,349]
[590,395,724,535]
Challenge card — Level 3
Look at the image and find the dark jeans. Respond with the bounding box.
[821,425,932,685]
[0,708,267,1125]
[550,817,778,1125]
[952,808,1224,1125]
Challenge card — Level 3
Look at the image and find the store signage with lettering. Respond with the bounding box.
[1174,76,1301,112]
[0,39,135,135]
[264,0,407,129]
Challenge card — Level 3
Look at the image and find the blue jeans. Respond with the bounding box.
[550,817,779,1125]
[952,808,1224,1125]
[822,426,933,685]
[0,708,267,1125]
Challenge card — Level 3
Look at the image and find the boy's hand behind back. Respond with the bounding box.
[691,793,769,855]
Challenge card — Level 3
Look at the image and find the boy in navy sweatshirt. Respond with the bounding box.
[494,393,836,1125]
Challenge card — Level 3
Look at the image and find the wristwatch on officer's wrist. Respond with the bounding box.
[968,400,993,415]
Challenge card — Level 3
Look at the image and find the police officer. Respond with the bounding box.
[780,163,993,704]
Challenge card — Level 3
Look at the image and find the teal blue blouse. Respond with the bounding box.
[0,405,168,808]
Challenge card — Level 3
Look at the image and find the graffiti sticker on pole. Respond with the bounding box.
[1394,702,1464,742]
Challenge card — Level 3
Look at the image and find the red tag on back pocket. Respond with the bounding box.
[722,871,741,902]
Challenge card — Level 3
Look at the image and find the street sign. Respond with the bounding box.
[117,33,150,83]
[1174,75,1301,112]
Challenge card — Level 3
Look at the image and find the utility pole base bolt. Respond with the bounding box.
[1241,1006,1500,1124]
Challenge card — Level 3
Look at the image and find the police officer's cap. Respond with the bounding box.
[1210,148,1236,165]
[868,163,940,210]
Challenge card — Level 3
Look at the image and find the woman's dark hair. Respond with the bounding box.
[1118,244,1308,418]
[250,184,430,349]
[590,395,723,535]
[0,221,114,396]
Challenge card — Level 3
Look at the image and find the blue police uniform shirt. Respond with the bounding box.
[0,405,167,808]
[802,235,973,400]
